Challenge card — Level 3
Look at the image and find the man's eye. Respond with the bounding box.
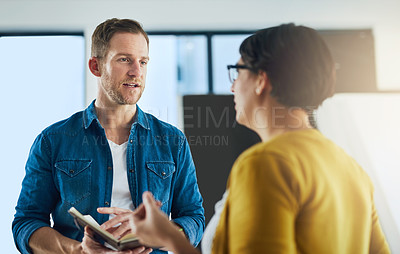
[140,61,148,66]
[120,58,129,62]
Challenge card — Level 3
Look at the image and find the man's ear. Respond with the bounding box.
[88,57,101,77]
[255,71,271,95]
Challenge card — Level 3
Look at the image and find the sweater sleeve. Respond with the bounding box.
[226,153,299,254]
[369,198,391,253]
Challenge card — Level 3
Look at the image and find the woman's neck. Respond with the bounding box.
[253,106,312,142]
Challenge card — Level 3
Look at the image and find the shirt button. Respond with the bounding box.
[105,201,110,206]
[161,172,166,176]
[107,166,112,170]
[69,170,75,174]
[129,169,134,173]
[130,139,133,143]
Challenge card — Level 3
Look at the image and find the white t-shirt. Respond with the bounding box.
[107,140,134,219]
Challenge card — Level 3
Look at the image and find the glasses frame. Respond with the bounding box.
[227,64,254,83]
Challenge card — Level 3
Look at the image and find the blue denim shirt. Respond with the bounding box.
[12,100,205,254]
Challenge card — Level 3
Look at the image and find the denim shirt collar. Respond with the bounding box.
[83,99,150,130]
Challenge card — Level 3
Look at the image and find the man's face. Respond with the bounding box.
[99,32,149,105]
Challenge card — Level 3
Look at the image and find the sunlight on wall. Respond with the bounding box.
[317,93,400,252]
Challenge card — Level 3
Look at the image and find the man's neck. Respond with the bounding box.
[94,99,137,145]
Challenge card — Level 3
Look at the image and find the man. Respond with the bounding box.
[12,18,205,254]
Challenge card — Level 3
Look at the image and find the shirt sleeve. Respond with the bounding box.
[12,133,59,254]
[170,136,205,247]
[227,153,298,254]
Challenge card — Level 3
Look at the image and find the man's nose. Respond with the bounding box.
[127,61,142,77]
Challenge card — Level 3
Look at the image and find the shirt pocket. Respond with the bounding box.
[145,161,175,206]
[55,159,92,206]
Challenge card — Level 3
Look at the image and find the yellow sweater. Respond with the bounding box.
[212,129,390,254]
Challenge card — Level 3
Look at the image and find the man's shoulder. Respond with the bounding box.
[41,110,84,136]
[144,112,184,137]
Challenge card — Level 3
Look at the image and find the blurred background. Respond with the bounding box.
[1,0,400,253]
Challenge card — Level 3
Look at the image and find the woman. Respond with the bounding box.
[99,23,390,254]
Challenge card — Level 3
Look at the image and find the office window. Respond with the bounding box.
[139,35,178,126]
[140,35,207,127]
[143,32,253,127]
[146,32,254,97]
[0,34,85,254]
[212,34,251,94]
[177,36,208,95]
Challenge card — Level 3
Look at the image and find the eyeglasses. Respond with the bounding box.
[227,64,253,83]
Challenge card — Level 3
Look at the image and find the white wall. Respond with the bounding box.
[317,94,400,252]
[1,0,400,104]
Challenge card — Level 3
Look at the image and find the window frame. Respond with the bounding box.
[147,30,256,94]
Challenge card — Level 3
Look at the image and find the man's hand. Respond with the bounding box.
[97,201,162,241]
[81,226,152,254]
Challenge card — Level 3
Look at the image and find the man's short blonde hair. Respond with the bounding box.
[91,18,149,58]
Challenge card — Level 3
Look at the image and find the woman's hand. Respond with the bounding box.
[97,200,162,241]
[97,207,136,241]
[131,192,176,248]
[97,192,198,254]
[131,192,199,254]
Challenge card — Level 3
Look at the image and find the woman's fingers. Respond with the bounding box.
[142,192,157,207]
[110,225,133,240]
[100,212,132,230]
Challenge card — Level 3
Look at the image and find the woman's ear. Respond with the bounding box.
[88,57,101,77]
[255,71,271,95]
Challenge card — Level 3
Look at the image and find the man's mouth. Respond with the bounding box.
[123,83,140,88]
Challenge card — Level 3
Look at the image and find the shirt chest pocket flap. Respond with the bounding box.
[145,162,175,205]
[55,159,92,205]
[146,162,175,179]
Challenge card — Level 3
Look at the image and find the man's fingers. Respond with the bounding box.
[127,246,146,254]
[84,226,93,236]
[124,247,152,254]
[139,248,153,254]
[97,206,131,215]
[129,246,145,254]
[83,226,97,242]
